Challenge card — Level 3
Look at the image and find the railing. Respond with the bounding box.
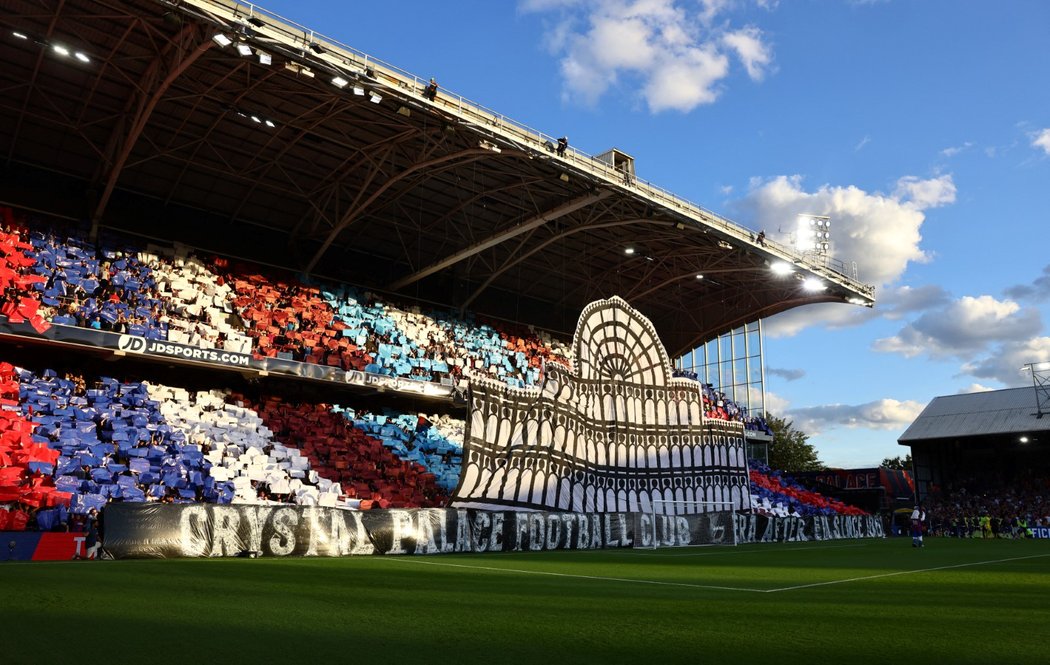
[177,0,875,298]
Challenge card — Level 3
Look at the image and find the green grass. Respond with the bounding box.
[4,538,1049,664]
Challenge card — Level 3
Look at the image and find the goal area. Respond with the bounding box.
[636,500,738,549]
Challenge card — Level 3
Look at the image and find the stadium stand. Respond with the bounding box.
[0,206,808,530]
[747,459,867,517]
[0,353,469,528]
[3,207,768,431]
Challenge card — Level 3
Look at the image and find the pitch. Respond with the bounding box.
[4,538,1048,664]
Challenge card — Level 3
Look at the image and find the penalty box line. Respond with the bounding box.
[382,556,767,593]
[765,553,1050,593]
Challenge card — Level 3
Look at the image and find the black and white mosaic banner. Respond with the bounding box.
[452,297,751,514]
[102,503,633,558]
[103,505,884,559]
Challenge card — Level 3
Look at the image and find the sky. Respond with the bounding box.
[258,0,1050,468]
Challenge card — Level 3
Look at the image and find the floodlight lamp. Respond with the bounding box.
[369,92,382,104]
[695,274,704,280]
[331,76,349,88]
[236,42,253,56]
[802,277,826,292]
[770,261,793,276]
[624,247,636,255]
[397,106,411,117]
[212,33,232,47]
[1020,436,1029,443]
[258,52,272,65]
[52,44,70,56]
[264,119,275,128]
[75,52,90,63]
[12,31,29,40]
[352,85,365,96]
[250,115,261,123]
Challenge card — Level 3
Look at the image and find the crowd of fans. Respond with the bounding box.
[747,459,868,517]
[0,357,466,531]
[673,369,772,433]
[922,473,1050,537]
[2,207,764,429]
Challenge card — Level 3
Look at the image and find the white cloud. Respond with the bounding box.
[735,174,955,336]
[873,295,1042,359]
[762,389,792,416]
[1005,264,1050,303]
[788,398,926,436]
[854,135,871,151]
[893,174,957,209]
[957,383,995,394]
[961,336,1050,386]
[1032,128,1050,156]
[767,366,805,381]
[940,141,973,158]
[721,26,773,81]
[523,0,774,112]
[878,284,952,321]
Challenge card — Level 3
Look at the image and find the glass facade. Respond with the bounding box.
[675,320,768,462]
[675,320,766,424]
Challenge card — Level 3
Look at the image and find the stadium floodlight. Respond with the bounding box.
[12,31,29,40]
[695,274,704,280]
[250,114,261,123]
[1020,436,1029,443]
[264,119,275,128]
[802,277,826,292]
[258,51,271,65]
[212,33,232,47]
[236,42,252,57]
[369,92,382,104]
[796,214,831,254]
[769,261,793,276]
[397,106,411,117]
[352,85,365,96]
[331,75,349,88]
[624,247,635,255]
[75,51,90,63]
[52,44,70,56]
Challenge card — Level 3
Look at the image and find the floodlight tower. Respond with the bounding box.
[1022,361,1050,418]
[794,214,831,258]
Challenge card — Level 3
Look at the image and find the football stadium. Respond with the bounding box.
[2,1,1048,663]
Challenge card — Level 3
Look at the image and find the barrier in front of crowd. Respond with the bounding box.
[99,503,884,559]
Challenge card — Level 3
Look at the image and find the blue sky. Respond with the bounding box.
[260,0,1050,467]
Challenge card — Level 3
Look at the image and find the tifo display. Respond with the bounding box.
[0,207,871,558]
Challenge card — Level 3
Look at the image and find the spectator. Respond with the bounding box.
[556,136,568,157]
[422,77,438,102]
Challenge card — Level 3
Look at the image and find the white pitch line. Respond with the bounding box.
[622,543,868,558]
[764,553,1050,593]
[382,556,767,593]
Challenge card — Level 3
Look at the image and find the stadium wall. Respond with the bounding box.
[100,504,884,559]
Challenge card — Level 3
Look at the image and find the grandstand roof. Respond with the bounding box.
[0,0,875,355]
[898,387,1050,444]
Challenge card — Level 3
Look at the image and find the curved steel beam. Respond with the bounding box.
[90,24,211,233]
[459,218,674,311]
[304,147,531,274]
[387,189,613,292]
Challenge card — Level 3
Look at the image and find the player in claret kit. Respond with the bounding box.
[910,505,926,548]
